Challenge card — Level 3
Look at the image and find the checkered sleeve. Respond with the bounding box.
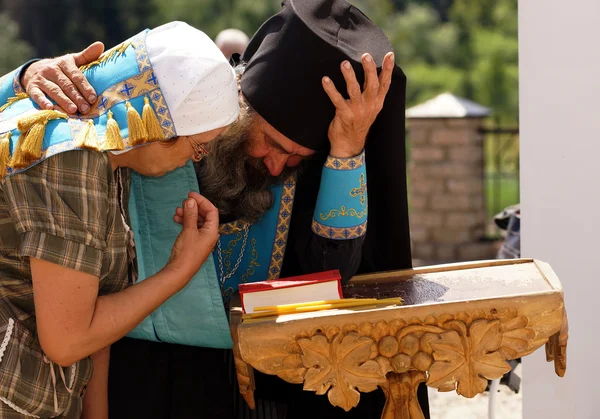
[3,150,112,276]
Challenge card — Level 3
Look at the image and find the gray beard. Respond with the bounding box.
[195,119,301,224]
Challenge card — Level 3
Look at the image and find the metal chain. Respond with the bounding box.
[217,225,249,285]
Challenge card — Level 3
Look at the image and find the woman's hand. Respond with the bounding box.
[168,192,219,282]
[322,52,395,158]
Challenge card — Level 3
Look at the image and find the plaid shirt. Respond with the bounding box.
[0,150,132,417]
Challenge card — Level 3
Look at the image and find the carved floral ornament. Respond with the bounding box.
[248,307,567,412]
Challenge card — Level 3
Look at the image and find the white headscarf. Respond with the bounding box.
[110,22,239,155]
[147,21,239,136]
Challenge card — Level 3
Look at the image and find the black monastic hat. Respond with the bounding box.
[241,0,393,151]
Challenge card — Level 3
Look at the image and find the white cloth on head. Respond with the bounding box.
[146,21,239,136]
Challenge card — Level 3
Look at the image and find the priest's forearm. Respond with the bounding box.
[308,150,368,283]
[283,150,368,284]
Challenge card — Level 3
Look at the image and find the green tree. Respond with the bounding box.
[350,0,396,25]
[0,13,34,74]
[389,0,519,122]
[450,0,519,121]
[0,0,519,122]
[471,27,518,122]
[359,2,464,107]
[151,0,279,40]
[405,63,464,105]
[2,0,155,56]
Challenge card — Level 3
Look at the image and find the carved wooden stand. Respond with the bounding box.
[381,371,426,419]
[230,260,568,418]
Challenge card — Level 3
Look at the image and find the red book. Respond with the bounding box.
[239,270,343,314]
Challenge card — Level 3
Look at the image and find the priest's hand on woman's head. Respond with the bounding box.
[21,42,104,115]
[322,52,395,158]
[167,192,220,283]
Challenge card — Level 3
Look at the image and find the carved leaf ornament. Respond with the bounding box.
[427,320,512,398]
[298,333,387,411]
[245,308,563,412]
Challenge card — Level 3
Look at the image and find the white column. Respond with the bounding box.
[520,1,600,418]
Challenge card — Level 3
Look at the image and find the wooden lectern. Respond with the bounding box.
[230,259,568,418]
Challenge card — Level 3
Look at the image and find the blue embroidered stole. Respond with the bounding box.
[215,176,296,301]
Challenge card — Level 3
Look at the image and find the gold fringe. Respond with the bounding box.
[142,96,164,142]
[126,101,147,146]
[104,111,125,150]
[16,110,68,132]
[11,122,48,168]
[76,120,100,150]
[0,92,30,113]
[0,132,12,177]
[79,41,132,72]
[11,110,68,168]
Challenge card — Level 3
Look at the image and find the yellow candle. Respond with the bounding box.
[253,298,375,312]
[242,297,402,320]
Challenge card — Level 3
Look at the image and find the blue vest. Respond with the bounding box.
[126,164,296,348]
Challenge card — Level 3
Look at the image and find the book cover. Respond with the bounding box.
[239,270,343,313]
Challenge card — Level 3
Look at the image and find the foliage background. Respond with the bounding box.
[0,0,518,123]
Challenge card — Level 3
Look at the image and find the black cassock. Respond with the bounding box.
[244,66,429,419]
[110,1,429,417]
[108,68,429,419]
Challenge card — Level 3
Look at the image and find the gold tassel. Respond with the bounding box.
[79,41,132,72]
[11,110,68,168]
[11,122,47,168]
[76,120,100,150]
[142,96,164,142]
[126,101,147,146]
[0,132,12,177]
[104,111,125,150]
[16,110,68,132]
[0,92,30,113]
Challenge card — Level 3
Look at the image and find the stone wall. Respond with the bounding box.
[408,117,500,264]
